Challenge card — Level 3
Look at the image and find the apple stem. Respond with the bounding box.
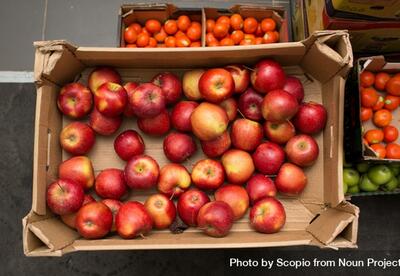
[237,109,245,118]
[243,65,254,72]
[169,190,176,201]
[57,182,65,193]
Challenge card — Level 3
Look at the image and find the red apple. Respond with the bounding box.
[263,120,295,145]
[144,194,176,229]
[124,155,160,189]
[275,163,307,195]
[177,189,210,226]
[283,76,304,103]
[292,102,327,135]
[261,89,299,122]
[95,168,127,200]
[251,59,286,94]
[197,201,234,237]
[151,72,182,105]
[129,83,166,118]
[285,134,319,167]
[198,68,234,103]
[171,101,199,132]
[219,98,238,121]
[61,194,96,229]
[163,132,197,163]
[157,164,191,198]
[59,156,95,190]
[101,198,122,232]
[231,119,263,151]
[94,82,127,117]
[238,87,263,121]
[76,202,113,239]
[191,159,225,190]
[123,82,139,117]
[57,83,92,119]
[46,179,84,215]
[89,107,122,136]
[88,67,121,93]
[190,102,229,141]
[114,130,145,161]
[59,122,95,155]
[115,201,153,239]
[215,184,249,220]
[249,197,286,234]
[252,142,285,175]
[183,69,205,100]
[200,131,231,158]
[138,110,170,137]
[225,64,250,94]
[221,149,255,184]
[246,174,277,205]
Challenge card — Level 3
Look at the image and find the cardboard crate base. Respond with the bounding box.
[23,31,358,256]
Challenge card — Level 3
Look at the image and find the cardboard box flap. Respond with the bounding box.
[306,202,358,245]
[301,31,353,83]
[34,40,84,87]
[27,217,79,252]
[361,55,400,73]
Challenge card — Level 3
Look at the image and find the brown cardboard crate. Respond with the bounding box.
[23,31,358,256]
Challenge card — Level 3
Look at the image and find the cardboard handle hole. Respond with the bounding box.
[369,6,384,10]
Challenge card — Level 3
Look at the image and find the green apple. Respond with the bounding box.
[359,175,379,192]
[382,176,399,192]
[367,165,393,185]
[343,182,348,194]
[388,164,400,176]
[348,185,360,194]
[356,162,369,173]
[343,168,360,186]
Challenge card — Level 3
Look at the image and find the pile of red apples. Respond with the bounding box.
[48,59,327,239]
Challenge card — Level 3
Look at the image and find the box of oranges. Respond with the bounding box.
[118,4,289,48]
[344,56,400,163]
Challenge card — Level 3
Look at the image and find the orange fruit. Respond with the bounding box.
[230,14,243,30]
[164,20,178,35]
[243,17,258,34]
[231,30,244,45]
[145,19,161,34]
[206,19,215,33]
[177,15,191,31]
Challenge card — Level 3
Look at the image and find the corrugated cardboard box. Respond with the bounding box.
[118,3,290,47]
[23,31,359,257]
[344,56,400,163]
[326,0,400,20]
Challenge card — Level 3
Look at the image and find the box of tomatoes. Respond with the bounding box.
[344,55,400,163]
[118,3,289,48]
[23,31,358,256]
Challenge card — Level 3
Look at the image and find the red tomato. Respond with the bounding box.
[231,30,244,45]
[176,35,191,47]
[165,36,176,47]
[243,17,258,34]
[220,37,235,46]
[206,19,215,33]
[373,109,392,128]
[364,129,384,144]
[375,72,391,91]
[230,14,243,30]
[372,96,384,111]
[361,87,379,108]
[263,31,278,43]
[384,95,400,110]
[360,71,375,88]
[261,18,276,32]
[136,32,150,47]
[386,143,400,159]
[177,15,191,31]
[187,24,202,41]
[216,16,231,26]
[124,26,137,44]
[383,125,399,143]
[370,144,386,159]
[145,19,162,34]
[386,75,400,96]
[164,20,178,35]
[213,22,229,39]
[360,107,373,122]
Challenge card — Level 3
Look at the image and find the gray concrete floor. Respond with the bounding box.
[0,0,399,275]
